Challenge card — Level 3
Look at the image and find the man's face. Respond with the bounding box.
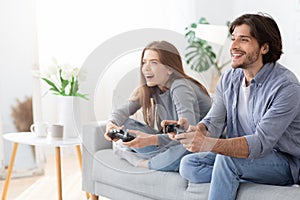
[230,24,266,69]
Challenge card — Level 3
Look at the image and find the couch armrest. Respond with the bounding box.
[82,121,112,194]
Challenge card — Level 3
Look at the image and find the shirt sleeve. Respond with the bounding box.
[201,74,227,138]
[245,82,300,159]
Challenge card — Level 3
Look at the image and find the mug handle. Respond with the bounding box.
[46,126,51,135]
[30,124,35,132]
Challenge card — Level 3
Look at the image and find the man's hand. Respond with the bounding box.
[175,123,214,152]
[123,130,158,148]
[175,123,250,158]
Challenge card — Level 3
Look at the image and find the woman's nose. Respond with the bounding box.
[142,62,150,71]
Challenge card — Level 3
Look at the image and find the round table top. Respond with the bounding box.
[2,132,82,147]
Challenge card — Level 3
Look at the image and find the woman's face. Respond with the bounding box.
[141,50,173,88]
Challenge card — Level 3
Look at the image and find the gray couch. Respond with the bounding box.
[82,121,300,200]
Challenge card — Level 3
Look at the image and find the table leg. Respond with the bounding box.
[1,142,19,200]
[75,145,90,199]
[75,145,82,169]
[55,147,62,200]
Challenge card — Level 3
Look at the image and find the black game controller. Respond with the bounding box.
[165,123,186,134]
[108,129,136,142]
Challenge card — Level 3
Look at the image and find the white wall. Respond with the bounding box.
[192,0,300,79]
[35,0,198,122]
[1,0,300,133]
[231,0,300,78]
[0,0,38,169]
[0,0,38,132]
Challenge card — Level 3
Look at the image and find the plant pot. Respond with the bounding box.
[58,96,80,139]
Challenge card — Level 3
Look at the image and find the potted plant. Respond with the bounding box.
[185,17,231,92]
[40,58,88,138]
[41,58,88,100]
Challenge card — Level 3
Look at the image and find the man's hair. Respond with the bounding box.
[229,13,283,64]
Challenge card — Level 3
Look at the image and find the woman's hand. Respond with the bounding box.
[161,118,190,140]
[123,130,158,148]
[104,121,123,141]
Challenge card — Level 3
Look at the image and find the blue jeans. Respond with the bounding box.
[180,152,216,183]
[124,118,190,171]
[180,150,294,200]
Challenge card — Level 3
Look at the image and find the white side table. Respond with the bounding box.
[1,132,88,200]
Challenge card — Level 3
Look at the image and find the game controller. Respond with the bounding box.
[108,129,136,142]
[164,123,186,134]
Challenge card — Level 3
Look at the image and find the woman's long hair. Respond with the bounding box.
[132,40,209,126]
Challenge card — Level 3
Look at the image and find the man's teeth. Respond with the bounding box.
[232,53,243,58]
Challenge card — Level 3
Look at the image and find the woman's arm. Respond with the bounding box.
[108,100,141,126]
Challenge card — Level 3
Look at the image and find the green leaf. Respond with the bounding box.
[75,93,89,100]
[199,17,209,24]
[42,78,60,93]
[191,23,197,28]
[185,16,230,73]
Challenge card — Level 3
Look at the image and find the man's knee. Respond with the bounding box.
[214,154,236,171]
[179,154,195,180]
[179,153,214,183]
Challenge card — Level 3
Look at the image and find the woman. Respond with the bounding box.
[104,40,211,171]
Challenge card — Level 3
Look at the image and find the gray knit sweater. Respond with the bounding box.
[108,78,212,145]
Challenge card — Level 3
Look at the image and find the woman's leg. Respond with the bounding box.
[123,118,162,156]
[148,144,190,171]
[208,151,294,200]
[179,152,216,183]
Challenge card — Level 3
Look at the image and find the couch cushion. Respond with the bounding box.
[237,183,300,200]
[92,149,188,200]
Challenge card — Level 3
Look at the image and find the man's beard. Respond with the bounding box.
[231,49,260,69]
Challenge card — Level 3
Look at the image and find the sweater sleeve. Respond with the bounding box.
[108,100,141,126]
[170,79,202,125]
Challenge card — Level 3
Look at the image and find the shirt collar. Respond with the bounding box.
[251,62,275,86]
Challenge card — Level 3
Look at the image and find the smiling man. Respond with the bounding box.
[176,13,300,200]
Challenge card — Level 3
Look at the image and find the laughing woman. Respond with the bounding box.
[103,40,211,171]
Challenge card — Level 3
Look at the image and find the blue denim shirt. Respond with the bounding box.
[201,62,300,183]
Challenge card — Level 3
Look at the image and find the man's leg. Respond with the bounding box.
[208,151,294,200]
[179,152,216,183]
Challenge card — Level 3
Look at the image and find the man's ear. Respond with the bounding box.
[261,43,269,54]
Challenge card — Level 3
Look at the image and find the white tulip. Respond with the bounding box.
[61,69,73,81]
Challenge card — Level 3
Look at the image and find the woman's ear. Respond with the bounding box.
[167,69,174,75]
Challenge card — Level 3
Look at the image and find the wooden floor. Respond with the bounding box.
[0,154,90,200]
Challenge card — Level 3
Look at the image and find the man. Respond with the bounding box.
[173,13,300,200]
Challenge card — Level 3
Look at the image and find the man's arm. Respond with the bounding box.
[175,123,249,158]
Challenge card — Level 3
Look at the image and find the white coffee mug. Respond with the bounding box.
[47,124,64,139]
[30,122,49,137]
